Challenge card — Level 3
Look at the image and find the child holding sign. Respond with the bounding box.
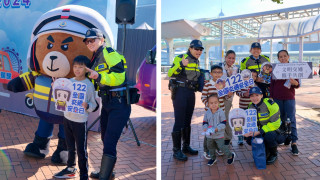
[54,56,97,179]
[236,70,258,145]
[202,94,235,166]
[201,65,228,159]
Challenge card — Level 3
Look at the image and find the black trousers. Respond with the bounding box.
[172,87,195,132]
[63,117,88,177]
[245,131,285,149]
[100,96,131,156]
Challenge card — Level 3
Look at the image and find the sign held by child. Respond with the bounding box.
[52,78,87,114]
[216,70,255,97]
[229,108,258,137]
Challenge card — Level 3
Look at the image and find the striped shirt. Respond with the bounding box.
[201,80,225,111]
[236,84,256,109]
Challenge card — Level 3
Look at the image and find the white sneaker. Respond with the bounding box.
[203,152,211,160]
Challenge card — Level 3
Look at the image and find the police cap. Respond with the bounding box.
[190,39,204,49]
[249,87,263,96]
[83,28,104,42]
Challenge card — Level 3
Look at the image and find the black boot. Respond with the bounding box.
[99,154,117,180]
[172,131,188,161]
[51,138,68,165]
[90,170,115,179]
[24,134,50,158]
[182,127,198,155]
[266,146,278,165]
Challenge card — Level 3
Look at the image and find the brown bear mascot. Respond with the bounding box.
[8,5,113,164]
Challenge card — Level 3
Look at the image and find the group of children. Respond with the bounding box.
[200,44,299,166]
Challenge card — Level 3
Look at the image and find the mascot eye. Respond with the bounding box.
[61,44,69,51]
[47,42,53,49]
[58,94,60,97]
[64,94,67,98]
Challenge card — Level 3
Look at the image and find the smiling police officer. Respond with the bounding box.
[83,28,130,180]
[168,40,204,161]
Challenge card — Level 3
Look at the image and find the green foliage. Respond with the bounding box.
[262,0,283,4]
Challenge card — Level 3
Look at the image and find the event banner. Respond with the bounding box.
[216,69,255,97]
[271,62,313,79]
[229,108,258,137]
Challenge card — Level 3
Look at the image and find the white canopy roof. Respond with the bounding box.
[259,13,320,41]
[161,19,211,39]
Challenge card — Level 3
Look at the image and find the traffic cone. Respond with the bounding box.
[314,70,317,76]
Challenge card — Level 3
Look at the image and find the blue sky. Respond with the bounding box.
[162,0,320,22]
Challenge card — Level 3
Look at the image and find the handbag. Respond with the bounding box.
[251,134,266,169]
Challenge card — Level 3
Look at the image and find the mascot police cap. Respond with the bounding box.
[27,5,114,70]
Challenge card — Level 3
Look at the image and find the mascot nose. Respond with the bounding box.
[50,56,58,61]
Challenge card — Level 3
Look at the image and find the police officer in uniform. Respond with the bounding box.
[240,42,270,74]
[83,28,131,179]
[167,40,204,161]
[244,87,285,165]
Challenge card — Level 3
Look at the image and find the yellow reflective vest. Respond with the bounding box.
[168,53,200,82]
[248,98,280,134]
[90,46,127,90]
[240,55,270,73]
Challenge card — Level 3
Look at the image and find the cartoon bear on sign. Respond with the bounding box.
[7,5,113,164]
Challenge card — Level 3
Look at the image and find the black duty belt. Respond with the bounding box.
[99,89,126,98]
[177,82,197,90]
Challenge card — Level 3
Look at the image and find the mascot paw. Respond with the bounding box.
[51,138,68,165]
[51,149,68,165]
[24,142,48,159]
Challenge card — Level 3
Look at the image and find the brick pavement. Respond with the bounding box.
[161,79,320,180]
[0,104,156,180]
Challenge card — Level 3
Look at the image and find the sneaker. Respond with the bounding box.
[54,167,77,179]
[203,152,211,160]
[207,158,217,166]
[227,152,236,165]
[291,144,299,155]
[216,149,224,156]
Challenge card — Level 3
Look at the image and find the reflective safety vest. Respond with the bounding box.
[19,71,64,124]
[248,98,280,134]
[240,55,270,73]
[90,46,127,90]
[167,53,200,82]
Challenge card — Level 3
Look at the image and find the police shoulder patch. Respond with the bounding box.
[241,58,247,63]
[106,47,115,54]
[98,64,105,70]
[178,54,184,58]
[267,99,274,105]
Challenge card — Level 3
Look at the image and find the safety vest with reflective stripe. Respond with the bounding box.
[248,98,280,133]
[91,46,127,90]
[168,53,200,82]
[19,71,64,123]
[240,55,270,73]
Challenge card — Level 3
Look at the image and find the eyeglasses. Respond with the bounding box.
[193,47,203,51]
[84,38,96,45]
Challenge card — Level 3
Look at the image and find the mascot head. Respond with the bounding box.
[27,5,114,78]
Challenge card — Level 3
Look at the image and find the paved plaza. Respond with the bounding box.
[161,75,320,180]
[0,105,156,180]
